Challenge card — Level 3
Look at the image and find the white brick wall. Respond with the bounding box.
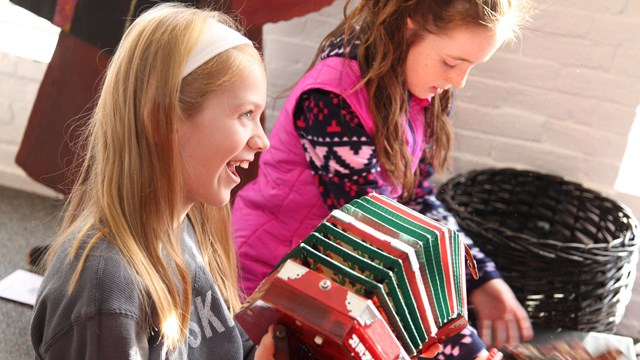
[0,0,60,197]
[2,0,639,338]
[0,51,58,197]
[262,2,343,133]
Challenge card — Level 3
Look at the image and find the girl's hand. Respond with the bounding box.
[254,325,275,360]
[254,324,289,360]
[469,278,534,348]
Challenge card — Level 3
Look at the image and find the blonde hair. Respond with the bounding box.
[314,0,532,200]
[43,3,260,348]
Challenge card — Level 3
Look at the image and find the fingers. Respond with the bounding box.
[515,307,534,341]
[505,317,519,346]
[479,319,511,348]
[272,324,289,360]
[478,316,530,348]
[255,325,276,360]
[477,319,492,346]
[492,319,507,349]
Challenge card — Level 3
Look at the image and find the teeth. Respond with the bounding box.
[230,160,250,169]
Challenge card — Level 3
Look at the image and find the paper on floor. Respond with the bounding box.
[0,269,43,306]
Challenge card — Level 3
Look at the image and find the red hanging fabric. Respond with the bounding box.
[15,32,110,195]
[52,0,78,32]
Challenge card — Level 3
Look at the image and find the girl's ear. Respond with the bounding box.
[171,113,185,144]
[143,105,168,145]
[407,16,416,30]
[143,106,157,144]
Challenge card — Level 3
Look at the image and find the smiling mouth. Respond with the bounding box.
[227,160,250,178]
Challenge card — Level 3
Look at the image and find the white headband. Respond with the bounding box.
[182,20,252,77]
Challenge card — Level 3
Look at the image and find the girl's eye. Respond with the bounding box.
[239,111,253,120]
[443,60,457,69]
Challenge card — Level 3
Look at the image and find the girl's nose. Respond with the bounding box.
[248,127,270,152]
[450,67,472,89]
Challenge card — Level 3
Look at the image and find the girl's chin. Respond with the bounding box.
[413,89,436,100]
[209,196,231,207]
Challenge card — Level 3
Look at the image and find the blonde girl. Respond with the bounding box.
[31,3,275,359]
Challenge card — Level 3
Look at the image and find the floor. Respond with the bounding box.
[0,185,63,359]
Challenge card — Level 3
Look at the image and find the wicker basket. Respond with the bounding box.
[436,168,639,333]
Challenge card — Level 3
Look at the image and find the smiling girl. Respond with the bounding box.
[233,0,533,358]
[30,3,277,359]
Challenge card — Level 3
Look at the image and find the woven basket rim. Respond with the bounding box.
[438,168,639,257]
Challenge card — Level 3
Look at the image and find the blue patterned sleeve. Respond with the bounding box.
[294,89,500,292]
[404,157,502,292]
[293,89,391,210]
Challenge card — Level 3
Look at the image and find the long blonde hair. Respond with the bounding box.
[44,3,260,348]
[313,0,532,200]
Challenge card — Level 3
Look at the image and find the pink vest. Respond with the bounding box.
[232,57,428,295]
